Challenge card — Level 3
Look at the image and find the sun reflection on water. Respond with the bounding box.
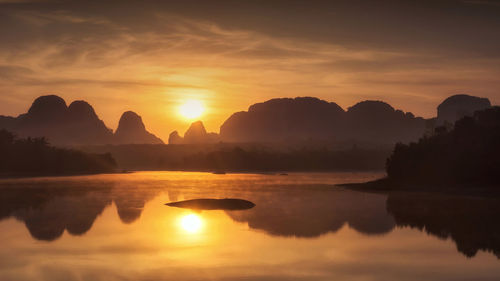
[179,213,203,234]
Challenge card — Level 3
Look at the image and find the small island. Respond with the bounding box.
[166,198,256,211]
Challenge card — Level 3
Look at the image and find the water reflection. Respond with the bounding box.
[226,187,395,237]
[0,185,112,241]
[0,172,499,261]
[387,191,500,259]
[0,180,156,241]
[179,213,203,234]
[0,182,395,241]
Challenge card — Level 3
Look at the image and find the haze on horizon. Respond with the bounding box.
[1,0,500,140]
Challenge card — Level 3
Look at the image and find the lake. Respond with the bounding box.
[0,171,499,281]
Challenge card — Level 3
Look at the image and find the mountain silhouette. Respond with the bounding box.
[0,115,16,132]
[220,97,345,142]
[114,111,163,144]
[345,100,425,143]
[184,120,208,143]
[66,100,114,144]
[436,94,491,127]
[219,97,426,144]
[16,95,81,144]
[168,130,184,144]
[168,120,219,144]
[0,95,164,145]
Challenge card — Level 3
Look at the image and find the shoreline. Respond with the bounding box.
[338,177,500,196]
[0,169,384,180]
[0,171,122,180]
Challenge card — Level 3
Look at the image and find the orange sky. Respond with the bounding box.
[1,0,500,141]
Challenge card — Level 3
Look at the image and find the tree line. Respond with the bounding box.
[386,107,500,186]
[0,130,116,176]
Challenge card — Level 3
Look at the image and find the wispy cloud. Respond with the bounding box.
[0,0,499,139]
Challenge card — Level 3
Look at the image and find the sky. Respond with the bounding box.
[1,0,500,141]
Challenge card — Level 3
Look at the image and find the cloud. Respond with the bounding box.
[0,65,34,79]
[462,0,500,7]
[0,0,499,139]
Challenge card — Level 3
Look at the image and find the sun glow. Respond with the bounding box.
[179,100,204,119]
[179,213,203,233]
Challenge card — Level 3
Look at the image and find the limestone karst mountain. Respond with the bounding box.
[219,97,426,144]
[220,97,345,142]
[436,94,491,127]
[114,111,163,144]
[66,100,115,144]
[168,131,184,144]
[2,95,114,145]
[15,95,72,142]
[1,94,494,147]
[184,120,208,143]
[0,95,163,145]
[345,100,426,144]
[168,120,219,144]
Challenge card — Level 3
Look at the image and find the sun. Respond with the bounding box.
[179,213,203,233]
[179,100,204,119]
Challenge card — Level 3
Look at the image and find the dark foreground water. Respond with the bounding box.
[0,172,499,281]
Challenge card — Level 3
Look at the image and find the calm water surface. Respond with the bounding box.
[0,172,499,281]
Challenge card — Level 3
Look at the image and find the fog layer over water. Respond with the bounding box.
[0,172,499,281]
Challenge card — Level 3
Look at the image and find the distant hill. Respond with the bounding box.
[436,94,491,127]
[114,111,163,144]
[345,100,425,144]
[168,120,219,144]
[220,97,344,142]
[0,95,163,146]
[220,97,426,144]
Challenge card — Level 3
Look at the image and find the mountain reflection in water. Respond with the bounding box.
[0,179,398,242]
[0,172,498,263]
[0,182,158,241]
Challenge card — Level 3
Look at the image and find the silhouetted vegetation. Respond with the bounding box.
[0,129,116,177]
[180,146,389,172]
[83,143,391,172]
[386,107,500,185]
